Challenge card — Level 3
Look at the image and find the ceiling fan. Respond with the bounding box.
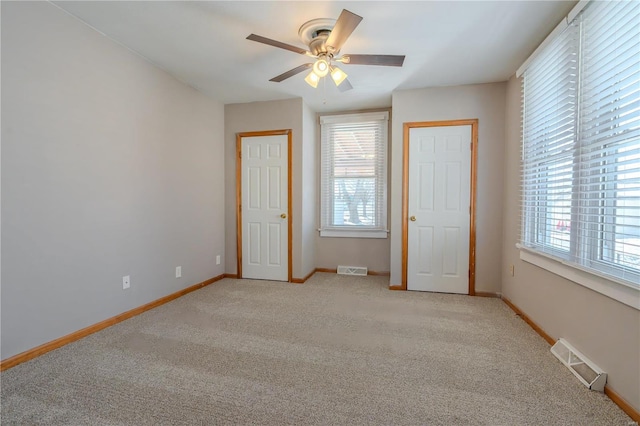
[246,9,405,91]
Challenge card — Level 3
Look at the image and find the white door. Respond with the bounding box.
[407,125,471,293]
[241,134,288,281]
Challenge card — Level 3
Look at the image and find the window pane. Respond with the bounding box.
[332,177,376,226]
[543,160,573,251]
[611,145,640,269]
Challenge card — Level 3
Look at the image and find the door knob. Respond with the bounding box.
[410,216,416,221]
[281,213,287,219]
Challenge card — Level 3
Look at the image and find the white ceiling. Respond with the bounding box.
[53,1,576,112]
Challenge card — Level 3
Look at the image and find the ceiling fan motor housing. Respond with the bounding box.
[299,18,338,56]
[309,34,336,57]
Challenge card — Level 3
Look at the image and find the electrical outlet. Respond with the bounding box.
[216,255,221,265]
[176,266,182,278]
[122,275,130,290]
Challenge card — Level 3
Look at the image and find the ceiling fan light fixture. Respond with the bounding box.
[330,66,348,86]
[312,58,329,77]
[304,71,320,88]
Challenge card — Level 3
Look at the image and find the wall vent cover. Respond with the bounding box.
[337,266,368,276]
[551,338,607,392]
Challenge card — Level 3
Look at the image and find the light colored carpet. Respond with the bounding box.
[1,273,633,425]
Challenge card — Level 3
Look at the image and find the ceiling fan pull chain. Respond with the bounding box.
[322,74,327,104]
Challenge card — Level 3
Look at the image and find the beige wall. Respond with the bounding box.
[315,238,390,272]
[224,98,315,280]
[1,2,225,359]
[301,102,317,277]
[501,75,640,412]
[390,83,506,293]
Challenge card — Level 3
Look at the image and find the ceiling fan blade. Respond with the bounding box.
[325,9,363,52]
[247,34,310,55]
[269,63,313,82]
[337,78,353,92]
[343,54,405,67]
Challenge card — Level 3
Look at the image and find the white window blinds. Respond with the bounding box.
[320,112,388,238]
[522,21,579,255]
[521,0,640,287]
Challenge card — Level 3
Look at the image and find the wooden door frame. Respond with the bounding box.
[401,119,478,295]
[236,129,293,282]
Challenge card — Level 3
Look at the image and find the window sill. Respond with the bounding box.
[320,229,388,239]
[517,245,640,311]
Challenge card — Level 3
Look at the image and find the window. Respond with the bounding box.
[320,111,388,238]
[521,1,640,291]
